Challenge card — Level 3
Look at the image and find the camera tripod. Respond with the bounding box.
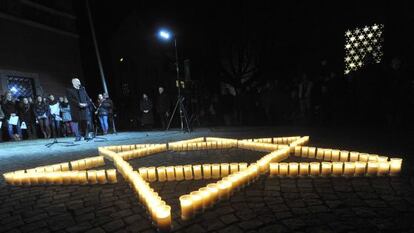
[166,96,191,132]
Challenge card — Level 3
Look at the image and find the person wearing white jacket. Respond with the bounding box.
[48,94,62,138]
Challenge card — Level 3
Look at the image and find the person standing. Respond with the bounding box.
[18,97,35,139]
[0,104,4,142]
[66,77,93,141]
[140,93,154,130]
[103,93,115,134]
[95,94,111,135]
[2,91,22,140]
[33,95,51,138]
[156,86,170,130]
[48,94,62,138]
[60,97,74,137]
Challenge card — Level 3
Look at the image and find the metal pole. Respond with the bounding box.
[174,37,184,131]
[86,0,109,95]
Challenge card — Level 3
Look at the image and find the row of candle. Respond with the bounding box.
[70,156,105,170]
[3,169,117,185]
[237,140,287,152]
[168,141,236,152]
[293,146,396,164]
[113,156,171,231]
[269,160,402,177]
[180,163,260,219]
[104,143,160,152]
[256,147,290,173]
[242,136,302,145]
[117,144,168,161]
[138,163,249,182]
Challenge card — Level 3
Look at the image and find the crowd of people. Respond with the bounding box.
[0,78,115,142]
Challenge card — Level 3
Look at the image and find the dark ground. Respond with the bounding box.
[0,127,413,233]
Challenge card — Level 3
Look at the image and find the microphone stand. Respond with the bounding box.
[45,114,76,147]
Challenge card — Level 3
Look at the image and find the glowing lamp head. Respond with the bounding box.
[159,30,171,40]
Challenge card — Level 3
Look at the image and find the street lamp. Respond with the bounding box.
[158,29,190,132]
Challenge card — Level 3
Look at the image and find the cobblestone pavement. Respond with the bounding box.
[1,127,414,233]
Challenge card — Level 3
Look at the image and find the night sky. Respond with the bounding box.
[75,0,414,100]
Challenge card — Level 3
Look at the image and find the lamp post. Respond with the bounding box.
[159,30,187,132]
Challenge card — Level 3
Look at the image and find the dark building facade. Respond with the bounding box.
[0,0,83,98]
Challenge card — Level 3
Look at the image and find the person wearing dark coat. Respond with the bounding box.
[33,95,51,138]
[0,104,4,142]
[103,93,116,134]
[66,78,93,141]
[156,87,170,130]
[18,97,36,139]
[2,91,22,140]
[140,93,154,129]
[95,94,111,135]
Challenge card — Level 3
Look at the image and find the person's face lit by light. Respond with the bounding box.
[143,93,148,99]
[49,95,55,102]
[23,98,28,104]
[36,96,42,103]
[72,78,81,89]
[98,94,104,101]
[6,92,12,100]
[158,87,164,94]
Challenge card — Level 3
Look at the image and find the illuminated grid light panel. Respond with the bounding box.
[344,24,384,75]
[3,136,403,232]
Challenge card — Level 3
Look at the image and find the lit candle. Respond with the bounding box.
[166,166,175,181]
[96,170,107,184]
[70,161,79,170]
[316,148,324,160]
[332,162,343,176]
[106,169,117,183]
[52,164,62,172]
[349,151,359,162]
[174,166,184,181]
[21,173,31,186]
[85,159,93,169]
[220,163,229,177]
[368,154,379,162]
[190,191,203,213]
[147,167,157,182]
[156,204,171,232]
[230,163,239,174]
[294,146,301,156]
[198,187,211,209]
[78,160,86,170]
[343,162,355,176]
[157,167,167,182]
[308,147,316,158]
[270,163,278,175]
[324,149,332,161]
[367,162,378,176]
[139,167,148,181]
[202,164,211,179]
[354,162,366,176]
[3,173,13,185]
[184,165,193,180]
[193,165,202,180]
[301,146,309,157]
[279,163,288,176]
[70,171,79,184]
[299,162,309,176]
[211,164,220,178]
[206,183,219,205]
[310,162,320,176]
[340,151,349,162]
[389,158,402,176]
[377,162,390,176]
[61,163,70,172]
[180,195,193,220]
[359,153,369,162]
[238,163,248,171]
[78,171,88,184]
[217,180,231,200]
[377,156,388,162]
[331,150,340,161]
[87,170,97,184]
[62,172,71,184]
[321,162,332,176]
[288,163,299,177]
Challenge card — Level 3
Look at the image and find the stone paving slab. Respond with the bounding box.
[0,127,413,232]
